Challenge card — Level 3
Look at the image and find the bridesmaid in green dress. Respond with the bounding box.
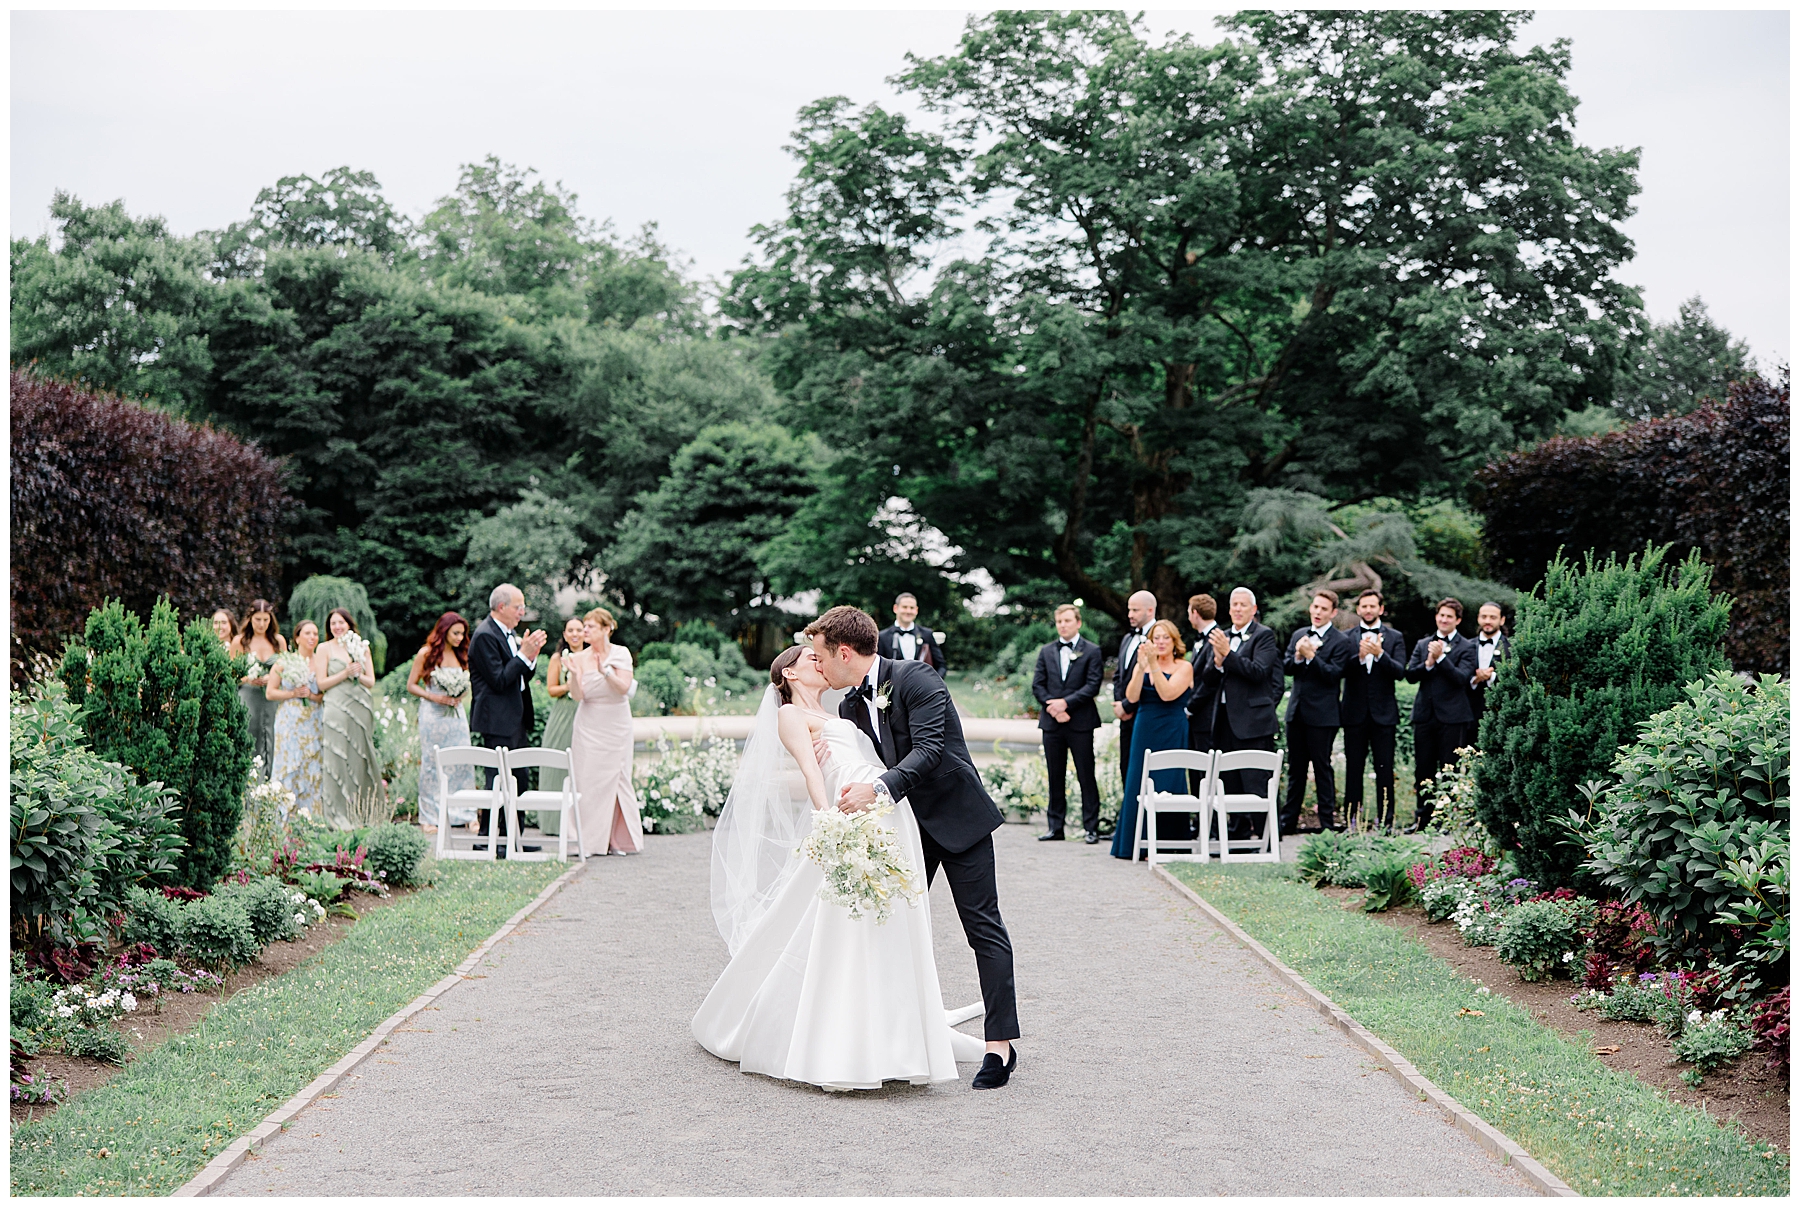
[313,607,383,830]
[536,616,586,836]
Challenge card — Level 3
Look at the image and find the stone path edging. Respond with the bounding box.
[1151,864,1578,1198]
[172,859,590,1198]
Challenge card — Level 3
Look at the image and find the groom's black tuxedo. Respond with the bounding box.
[840,657,1017,1042]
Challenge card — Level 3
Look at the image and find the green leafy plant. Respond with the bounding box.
[1359,854,1416,912]
[176,894,260,970]
[1577,671,1788,965]
[1671,1011,1753,1079]
[1473,547,1732,891]
[1496,897,1596,981]
[360,824,430,888]
[291,870,349,904]
[62,1025,132,1066]
[214,876,303,947]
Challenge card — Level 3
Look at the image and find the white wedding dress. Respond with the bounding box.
[692,714,985,1090]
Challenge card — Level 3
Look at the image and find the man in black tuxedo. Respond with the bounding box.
[1185,594,1222,795]
[810,606,1019,1090]
[1030,604,1104,843]
[468,583,546,849]
[1196,587,1284,838]
[1281,589,1354,834]
[1406,597,1479,831]
[1110,590,1159,786]
[876,592,946,675]
[1468,602,1511,736]
[1341,589,1406,831]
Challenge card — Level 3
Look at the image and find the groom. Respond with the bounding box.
[806,605,1020,1090]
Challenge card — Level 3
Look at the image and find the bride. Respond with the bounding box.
[692,644,985,1090]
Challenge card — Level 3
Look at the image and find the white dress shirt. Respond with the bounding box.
[1058,639,1080,678]
[1359,623,1384,672]
[896,626,919,661]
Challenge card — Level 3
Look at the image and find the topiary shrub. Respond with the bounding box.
[1496,897,1595,981]
[1577,671,1788,967]
[360,824,429,887]
[1472,546,1731,891]
[177,894,260,969]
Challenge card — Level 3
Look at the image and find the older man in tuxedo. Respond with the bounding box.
[469,583,546,849]
[1405,597,1479,831]
[1030,604,1104,843]
[1282,589,1354,834]
[1196,587,1284,839]
[877,592,945,675]
[1110,590,1159,786]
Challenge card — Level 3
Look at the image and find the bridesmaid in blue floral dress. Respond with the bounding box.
[1111,619,1195,860]
[407,612,475,832]
[266,619,324,820]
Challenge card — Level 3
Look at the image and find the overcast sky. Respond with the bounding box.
[11,7,1789,364]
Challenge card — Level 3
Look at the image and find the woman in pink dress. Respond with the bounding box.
[569,606,644,855]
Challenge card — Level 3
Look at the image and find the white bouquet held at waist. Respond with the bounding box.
[272,652,311,688]
[430,666,471,698]
[797,803,922,924]
[340,630,371,669]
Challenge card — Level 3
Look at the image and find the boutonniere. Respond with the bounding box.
[873,681,893,711]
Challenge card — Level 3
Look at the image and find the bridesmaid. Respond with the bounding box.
[266,619,324,820]
[232,601,286,782]
[210,608,236,646]
[314,607,383,830]
[1111,618,1195,861]
[569,607,644,855]
[407,612,475,834]
[535,616,586,836]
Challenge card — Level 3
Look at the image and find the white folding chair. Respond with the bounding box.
[1136,749,1215,865]
[435,746,506,862]
[1210,749,1285,863]
[500,747,587,862]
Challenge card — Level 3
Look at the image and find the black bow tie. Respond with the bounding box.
[1061,641,1077,650]
[1361,625,1381,633]
[1479,636,1495,645]
[848,683,875,701]
[898,627,915,634]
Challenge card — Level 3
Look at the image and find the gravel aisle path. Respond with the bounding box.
[217,826,1532,1196]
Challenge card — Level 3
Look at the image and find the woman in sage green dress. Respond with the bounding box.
[535,617,586,835]
[232,601,286,781]
[313,607,383,830]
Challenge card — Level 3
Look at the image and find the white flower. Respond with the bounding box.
[120,993,137,1012]
[294,912,307,926]
[1562,951,1574,963]
[1687,1009,1703,1025]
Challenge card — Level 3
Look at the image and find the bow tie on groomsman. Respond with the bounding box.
[1358,623,1385,670]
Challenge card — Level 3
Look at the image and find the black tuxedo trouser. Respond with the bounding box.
[1116,713,1135,785]
[477,727,531,837]
[1281,722,1339,832]
[1042,728,1100,837]
[919,828,1019,1042]
[1213,724,1278,840]
[1342,721,1398,829]
[1186,712,1215,836]
[1412,718,1472,825]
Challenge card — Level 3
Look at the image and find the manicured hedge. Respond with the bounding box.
[1476,375,1788,673]
[10,370,294,684]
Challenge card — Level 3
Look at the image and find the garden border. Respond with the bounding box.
[171,858,590,1197]
[1152,864,1577,1198]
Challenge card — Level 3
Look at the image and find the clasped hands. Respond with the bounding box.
[1358,633,1384,661]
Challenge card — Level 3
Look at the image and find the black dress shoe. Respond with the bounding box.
[971,1045,1017,1089]
[1037,831,1065,842]
[1084,832,1100,845]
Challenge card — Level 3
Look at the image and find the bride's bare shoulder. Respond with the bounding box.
[777,702,829,729]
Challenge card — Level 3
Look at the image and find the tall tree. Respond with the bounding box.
[1610,295,1756,418]
[208,165,412,276]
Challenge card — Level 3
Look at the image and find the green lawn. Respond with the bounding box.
[10,858,568,1196]
[1167,863,1789,1197]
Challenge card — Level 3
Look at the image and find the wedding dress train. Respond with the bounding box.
[692,715,985,1090]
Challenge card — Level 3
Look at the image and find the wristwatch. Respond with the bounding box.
[872,779,895,808]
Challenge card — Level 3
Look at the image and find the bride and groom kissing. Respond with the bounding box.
[692,606,1020,1092]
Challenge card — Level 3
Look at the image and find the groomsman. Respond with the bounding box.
[877,592,945,675]
[1405,597,1479,831]
[469,583,545,851]
[1340,589,1406,831]
[1030,604,1104,843]
[1110,590,1159,785]
[1281,589,1354,834]
[1185,593,1223,753]
[1196,588,1283,838]
[1467,602,1510,734]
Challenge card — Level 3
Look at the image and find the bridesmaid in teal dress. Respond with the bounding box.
[314,607,383,830]
[535,617,586,836]
[1111,619,1195,860]
[267,619,324,819]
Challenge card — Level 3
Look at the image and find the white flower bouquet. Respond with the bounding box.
[430,666,471,698]
[798,803,921,924]
[272,652,312,688]
[243,655,266,681]
[340,630,371,669]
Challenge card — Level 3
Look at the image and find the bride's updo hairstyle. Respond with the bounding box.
[769,644,806,705]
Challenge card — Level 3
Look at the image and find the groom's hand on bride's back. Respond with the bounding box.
[837,782,876,813]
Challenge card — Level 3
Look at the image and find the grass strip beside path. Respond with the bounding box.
[1168,863,1789,1197]
[10,859,567,1196]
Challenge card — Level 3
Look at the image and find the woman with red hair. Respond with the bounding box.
[407,612,475,832]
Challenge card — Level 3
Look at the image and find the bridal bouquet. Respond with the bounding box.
[431,666,471,699]
[272,651,311,686]
[798,803,921,925]
[243,655,266,682]
[340,630,371,669]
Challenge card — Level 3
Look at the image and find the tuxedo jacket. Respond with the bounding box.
[1111,626,1151,718]
[1406,631,1478,725]
[1195,621,1283,741]
[877,624,945,675]
[469,616,535,737]
[1030,637,1103,732]
[1340,623,1407,728]
[840,657,1003,853]
[1469,631,1511,712]
[1185,626,1224,746]
[1283,624,1354,727]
